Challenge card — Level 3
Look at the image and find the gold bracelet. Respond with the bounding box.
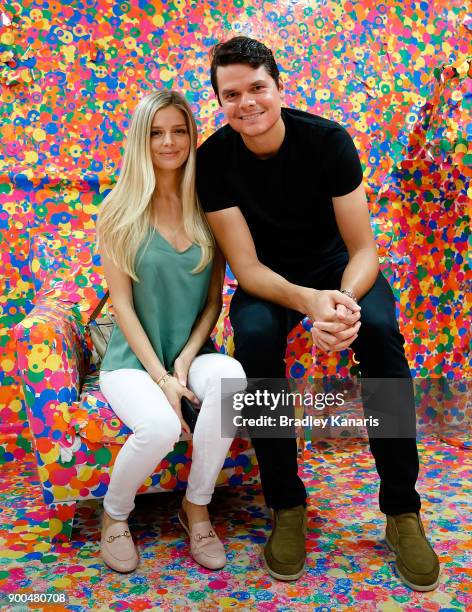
[158,375,171,388]
[155,371,170,388]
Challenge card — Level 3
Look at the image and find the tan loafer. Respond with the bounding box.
[263,505,307,581]
[100,516,139,573]
[386,512,440,591]
[178,508,226,570]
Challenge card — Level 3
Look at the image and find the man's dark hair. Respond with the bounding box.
[209,36,280,104]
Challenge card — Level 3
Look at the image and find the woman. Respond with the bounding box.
[96,90,245,573]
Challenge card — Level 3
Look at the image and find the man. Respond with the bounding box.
[196,36,439,590]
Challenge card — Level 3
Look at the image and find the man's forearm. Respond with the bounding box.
[236,261,314,314]
[340,247,379,301]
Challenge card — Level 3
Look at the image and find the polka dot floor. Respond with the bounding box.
[0,437,470,611]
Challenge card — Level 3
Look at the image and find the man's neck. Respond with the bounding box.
[240,115,285,160]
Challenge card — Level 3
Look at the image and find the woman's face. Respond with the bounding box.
[150,105,191,172]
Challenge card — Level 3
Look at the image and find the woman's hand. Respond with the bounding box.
[161,375,199,435]
[173,352,194,387]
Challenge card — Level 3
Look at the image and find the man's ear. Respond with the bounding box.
[277,77,284,97]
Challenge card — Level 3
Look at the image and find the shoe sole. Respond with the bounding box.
[102,556,138,574]
[385,535,440,592]
[100,544,138,574]
[262,549,306,582]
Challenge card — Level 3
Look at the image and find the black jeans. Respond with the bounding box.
[229,259,421,515]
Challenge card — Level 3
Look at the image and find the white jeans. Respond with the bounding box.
[99,353,246,521]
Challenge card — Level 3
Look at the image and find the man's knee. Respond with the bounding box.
[356,303,410,377]
[229,294,290,377]
[233,324,287,377]
[361,310,402,345]
[359,275,403,346]
[230,301,287,354]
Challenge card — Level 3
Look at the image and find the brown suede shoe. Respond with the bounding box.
[386,512,440,591]
[263,505,307,581]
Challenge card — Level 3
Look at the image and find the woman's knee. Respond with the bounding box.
[218,355,246,380]
[205,355,247,390]
[134,412,181,450]
[206,354,247,391]
[221,357,248,401]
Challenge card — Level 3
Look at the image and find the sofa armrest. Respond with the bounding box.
[14,298,89,448]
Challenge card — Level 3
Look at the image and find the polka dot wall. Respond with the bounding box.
[0,2,471,610]
[0,2,470,451]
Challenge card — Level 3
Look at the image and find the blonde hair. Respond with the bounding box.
[97,90,214,280]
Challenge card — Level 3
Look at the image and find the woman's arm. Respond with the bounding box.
[173,247,225,385]
[99,245,198,433]
[99,246,169,382]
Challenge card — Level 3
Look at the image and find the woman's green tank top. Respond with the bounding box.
[100,227,214,373]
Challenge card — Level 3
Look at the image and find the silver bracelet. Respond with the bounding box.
[340,288,357,303]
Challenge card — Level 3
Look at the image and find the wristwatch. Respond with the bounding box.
[340,288,357,303]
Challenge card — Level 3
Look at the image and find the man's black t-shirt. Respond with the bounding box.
[196,107,364,283]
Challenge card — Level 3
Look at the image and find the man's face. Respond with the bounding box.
[216,64,283,138]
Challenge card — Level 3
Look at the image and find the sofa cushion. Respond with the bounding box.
[69,371,260,482]
[70,372,131,445]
